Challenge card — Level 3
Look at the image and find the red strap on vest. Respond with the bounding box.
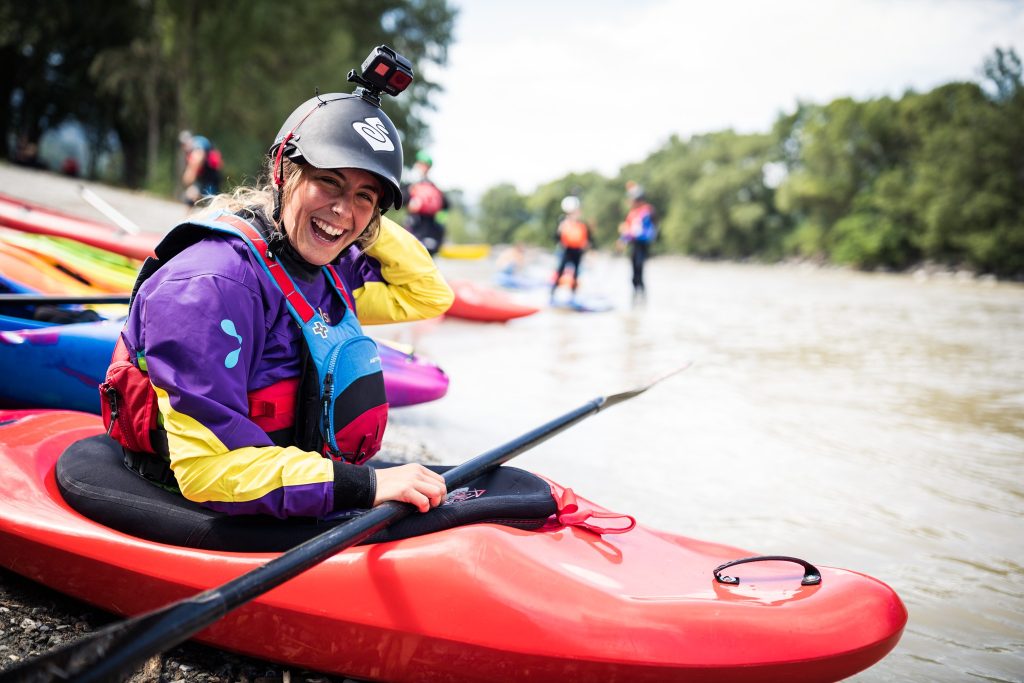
[549,487,636,535]
[323,263,355,311]
[216,215,317,322]
[247,377,300,434]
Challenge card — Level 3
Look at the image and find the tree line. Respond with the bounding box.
[4,11,1020,277]
[475,48,1024,278]
[2,0,456,192]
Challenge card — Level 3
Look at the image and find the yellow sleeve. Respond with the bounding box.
[353,216,454,325]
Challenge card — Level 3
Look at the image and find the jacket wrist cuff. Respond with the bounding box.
[331,461,376,510]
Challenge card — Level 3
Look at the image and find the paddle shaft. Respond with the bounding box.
[0,294,130,305]
[9,368,684,683]
[78,186,142,236]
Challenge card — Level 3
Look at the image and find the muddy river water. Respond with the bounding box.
[379,251,1024,683]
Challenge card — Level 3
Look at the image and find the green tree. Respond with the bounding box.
[899,72,1024,274]
[4,0,457,191]
[1,0,147,173]
[477,184,531,243]
[164,0,457,190]
[474,47,1024,277]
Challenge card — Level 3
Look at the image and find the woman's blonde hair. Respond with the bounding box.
[198,158,382,251]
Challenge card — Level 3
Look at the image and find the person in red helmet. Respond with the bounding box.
[402,150,448,255]
[99,47,453,521]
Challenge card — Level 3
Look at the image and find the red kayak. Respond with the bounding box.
[445,279,540,322]
[0,409,906,682]
[0,193,159,261]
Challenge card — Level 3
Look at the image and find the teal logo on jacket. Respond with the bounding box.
[220,319,243,368]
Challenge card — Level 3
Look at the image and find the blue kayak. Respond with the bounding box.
[549,295,614,313]
[0,315,448,412]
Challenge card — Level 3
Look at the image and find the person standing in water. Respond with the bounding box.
[618,182,657,304]
[550,195,592,303]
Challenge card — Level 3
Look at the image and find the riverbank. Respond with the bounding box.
[1,567,323,683]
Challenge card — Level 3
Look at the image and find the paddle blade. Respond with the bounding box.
[600,362,692,410]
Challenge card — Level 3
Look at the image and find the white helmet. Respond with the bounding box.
[560,195,581,213]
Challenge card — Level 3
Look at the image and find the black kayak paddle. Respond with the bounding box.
[0,294,130,306]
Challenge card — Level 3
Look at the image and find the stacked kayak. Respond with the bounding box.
[0,408,907,682]
[0,228,140,293]
[0,238,110,296]
[446,279,540,322]
[0,315,448,410]
[0,192,158,261]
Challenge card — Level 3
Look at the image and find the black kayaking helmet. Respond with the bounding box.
[268,46,413,218]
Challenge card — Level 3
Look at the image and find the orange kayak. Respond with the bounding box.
[446,279,539,322]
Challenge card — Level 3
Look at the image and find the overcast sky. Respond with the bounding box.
[418,0,1024,199]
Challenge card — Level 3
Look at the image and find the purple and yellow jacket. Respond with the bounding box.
[120,212,453,518]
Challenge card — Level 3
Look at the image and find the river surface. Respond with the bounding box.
[377,250,1024,683]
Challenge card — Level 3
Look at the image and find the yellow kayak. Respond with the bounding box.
[439,243,491,260]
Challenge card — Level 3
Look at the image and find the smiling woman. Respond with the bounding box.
[283,167,382,265]
[82,47,455,524]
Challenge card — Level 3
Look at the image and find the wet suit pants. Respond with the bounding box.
[554,248,584,291]
[630,241,650,293]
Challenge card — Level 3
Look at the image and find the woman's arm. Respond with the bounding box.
[342,216,454,324]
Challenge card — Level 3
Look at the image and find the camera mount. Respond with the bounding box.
[348,45,414,107]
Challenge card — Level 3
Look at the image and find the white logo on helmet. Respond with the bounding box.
[352,117,394,152]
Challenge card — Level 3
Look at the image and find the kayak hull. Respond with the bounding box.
[0,317,448,410]
[0,409,906,682]
[446,280,539,322]
[0,193,158,261]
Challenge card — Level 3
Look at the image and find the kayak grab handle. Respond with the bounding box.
[713,555,822,586]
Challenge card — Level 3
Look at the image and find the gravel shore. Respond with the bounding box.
[0,567,347,682]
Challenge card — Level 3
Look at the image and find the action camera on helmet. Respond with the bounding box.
[348,45,414,107]
[268,45,414,214]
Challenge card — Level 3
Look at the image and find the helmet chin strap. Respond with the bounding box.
[270,99,324,226]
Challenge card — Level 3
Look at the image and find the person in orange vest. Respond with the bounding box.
[402,150,448,255]
[550,195,592,303]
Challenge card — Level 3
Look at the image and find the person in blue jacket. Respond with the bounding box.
[618,182,658,304]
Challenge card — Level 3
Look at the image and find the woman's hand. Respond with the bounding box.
[373,463,447,513]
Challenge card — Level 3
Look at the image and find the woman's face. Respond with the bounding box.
[282,167,381,265]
